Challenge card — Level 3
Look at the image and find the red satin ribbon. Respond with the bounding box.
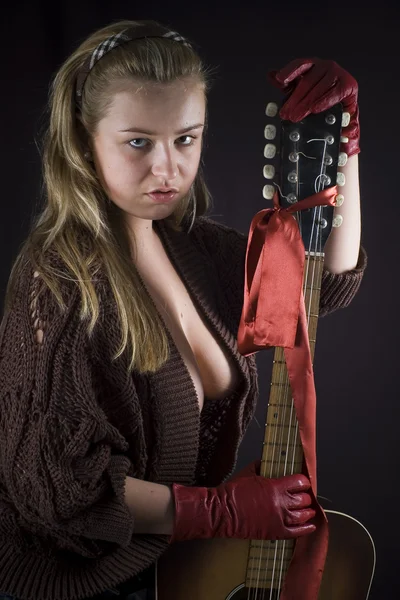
[237,185,338,600]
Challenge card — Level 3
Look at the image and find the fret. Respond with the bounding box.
[268,392,293,406]
[249,552,295,560]
[261,458,303,472]
[247,557,293,567]
[247,562,292,572]
[266,413,299,425]
[246,564,292,574]
[262,448,303,457]
[263,423,298,430]
[271,379,290,387]
[250,540,295,551]
[246,574,287,584]
[262,459,303,467]
[263,441,300,448]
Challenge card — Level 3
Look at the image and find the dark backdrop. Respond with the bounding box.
[1,1,399,599]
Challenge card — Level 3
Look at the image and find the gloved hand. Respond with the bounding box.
[170,467,316,543]
[269,57,360,157]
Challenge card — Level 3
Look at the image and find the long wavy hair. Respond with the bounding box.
[4,19,217,374]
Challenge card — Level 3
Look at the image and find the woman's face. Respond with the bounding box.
[91,78,206,238]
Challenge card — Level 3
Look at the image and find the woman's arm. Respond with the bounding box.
[125,476,174,534]
[323,154,362,274]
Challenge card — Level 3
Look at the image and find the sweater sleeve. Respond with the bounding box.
[319,244,367,317]
[192,216,367,320]
[0,259,134,558]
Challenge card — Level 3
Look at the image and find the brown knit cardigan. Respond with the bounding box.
[0,215,367,600]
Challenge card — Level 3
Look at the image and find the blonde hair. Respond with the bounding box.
[4,19,217,374]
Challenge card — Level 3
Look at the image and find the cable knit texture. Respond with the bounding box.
[0,215,367,600]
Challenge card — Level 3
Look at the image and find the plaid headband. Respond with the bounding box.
[75,23,193,109]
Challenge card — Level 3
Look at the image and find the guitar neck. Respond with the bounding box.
[245,252,324,590]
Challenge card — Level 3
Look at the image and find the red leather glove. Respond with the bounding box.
[269,57,360,157]
[170,469,316,543]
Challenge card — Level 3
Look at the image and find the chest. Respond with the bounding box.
[134,240,240,412]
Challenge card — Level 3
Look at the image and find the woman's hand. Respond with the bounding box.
[269,57,360,157]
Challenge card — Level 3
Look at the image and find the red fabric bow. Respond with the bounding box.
[237,186,338,600]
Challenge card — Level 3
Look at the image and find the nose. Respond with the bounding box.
[150,143,178,180]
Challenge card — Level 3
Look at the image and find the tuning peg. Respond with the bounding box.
[342,112,350,127]
[264,144,277,159]
[263,185,275,200]
[338,152,348,167]
[336,172,345,186]
[263,165,275,179]
[340,135,349,143]
[334,194,344,207]
[266,102,279,117]
[332,215,343,227]
[264,124,277,140]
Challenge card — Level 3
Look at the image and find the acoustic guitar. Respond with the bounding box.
[154,102,376,600]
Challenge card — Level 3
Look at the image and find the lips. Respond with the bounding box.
[147,191,178,203]
[150,188,178,193]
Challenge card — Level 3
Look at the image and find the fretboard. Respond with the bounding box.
[245,252,324,592]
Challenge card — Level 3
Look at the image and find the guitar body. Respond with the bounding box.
[157,508,376,600]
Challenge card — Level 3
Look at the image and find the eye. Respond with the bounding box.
[128,135,197,149]
[179,135,197,146]
[128,138,147,149]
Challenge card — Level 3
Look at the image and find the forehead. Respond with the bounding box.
[102,79,206,127]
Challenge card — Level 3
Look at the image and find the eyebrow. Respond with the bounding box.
[118,123,205,135]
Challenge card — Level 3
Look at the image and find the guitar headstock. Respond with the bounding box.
[263,102,349,253]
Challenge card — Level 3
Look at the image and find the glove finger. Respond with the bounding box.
[288,492,313,509]
[308,83,345,115]
[286,507,316,526]
[287,522,317,538]
[280,70,337,121]
[286,474,312,493]
[272,58,315,86]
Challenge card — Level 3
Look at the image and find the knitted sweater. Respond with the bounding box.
[0,215,367,600]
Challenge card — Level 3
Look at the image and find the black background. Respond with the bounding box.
[1,1,399,598]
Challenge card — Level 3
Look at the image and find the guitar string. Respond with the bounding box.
[249,129,330,600]
[270,142,306,600]
[277,138,327,600]
[276,137,327,600]
[272,149,303,600]
[256,138,304,600]
[253,140,302,600]
[269,139,304,600]
[261,136,328,600]
[247,157,301,599]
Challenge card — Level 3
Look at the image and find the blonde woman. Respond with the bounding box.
[0,19,366,600]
